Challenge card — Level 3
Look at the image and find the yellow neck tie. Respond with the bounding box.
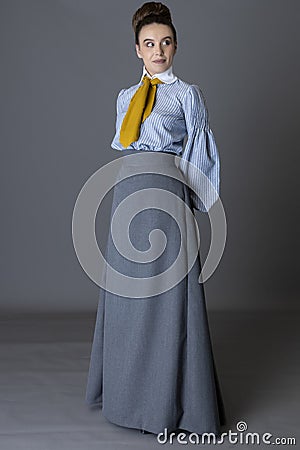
[119,75,164,148]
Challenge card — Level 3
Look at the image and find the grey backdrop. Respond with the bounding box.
[1,0,299,313]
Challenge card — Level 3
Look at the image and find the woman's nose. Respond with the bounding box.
[154,44,163,55]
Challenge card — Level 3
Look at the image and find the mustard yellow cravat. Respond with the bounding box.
[119,75,164,148]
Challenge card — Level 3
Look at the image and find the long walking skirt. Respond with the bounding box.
[85,149,226,435]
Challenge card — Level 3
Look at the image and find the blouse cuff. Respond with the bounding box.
[178,126,220,213]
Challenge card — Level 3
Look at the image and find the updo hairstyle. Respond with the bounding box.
[132,2,177,47]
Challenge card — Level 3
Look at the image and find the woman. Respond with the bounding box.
[85,1,226,436]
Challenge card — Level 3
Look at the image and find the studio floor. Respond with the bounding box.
[0,310,298,450]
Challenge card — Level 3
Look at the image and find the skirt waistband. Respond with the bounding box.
[119,149,176,155]
[116,149,178,169]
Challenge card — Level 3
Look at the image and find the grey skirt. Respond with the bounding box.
[85,149,226,435]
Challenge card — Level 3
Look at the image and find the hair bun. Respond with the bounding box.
[132,2,172,32]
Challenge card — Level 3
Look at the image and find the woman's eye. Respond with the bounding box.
[145,40,171,47]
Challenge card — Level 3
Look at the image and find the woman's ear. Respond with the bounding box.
[135,44,142,59]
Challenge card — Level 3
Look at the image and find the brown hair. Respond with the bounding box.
[132,2,177,46]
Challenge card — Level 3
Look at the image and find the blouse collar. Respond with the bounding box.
[140,65,178,84]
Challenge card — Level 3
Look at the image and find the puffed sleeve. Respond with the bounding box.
[179,84,220,213]
[111,88,126,150]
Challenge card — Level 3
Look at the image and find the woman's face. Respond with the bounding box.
[136,23,177,76]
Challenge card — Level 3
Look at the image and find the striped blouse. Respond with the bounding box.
[111,69,220,213]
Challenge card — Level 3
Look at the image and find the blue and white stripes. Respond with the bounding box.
[111,77,220,212]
